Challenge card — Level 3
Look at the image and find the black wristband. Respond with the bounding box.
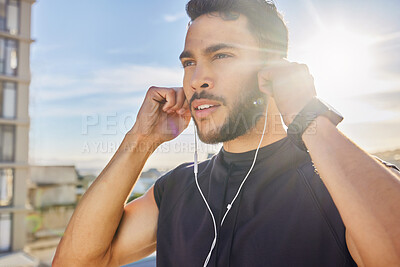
[287,97,343,151]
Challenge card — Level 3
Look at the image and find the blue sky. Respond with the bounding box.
[29,0,400,174]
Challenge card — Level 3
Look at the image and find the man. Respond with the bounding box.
[53,0,400,266]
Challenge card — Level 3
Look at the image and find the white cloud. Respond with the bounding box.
[31,64,182,100]
[106,47,145,55]
[32,73,79,88]
[163,12,186,23]
[339,119,400,152]
[30,64,183,118]
[91,65,183,92]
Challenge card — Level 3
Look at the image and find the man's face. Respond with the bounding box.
[180,13,267,144]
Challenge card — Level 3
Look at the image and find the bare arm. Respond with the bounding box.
[109,186,159,266]
[303,116,400,266]
[259,60,400,266]
[53,86,190,266]
[52,133,157,266]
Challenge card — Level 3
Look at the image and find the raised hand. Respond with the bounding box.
[258,59,317,126]
[130,86,191,145]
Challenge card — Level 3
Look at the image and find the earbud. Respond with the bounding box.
[253,97,265,105]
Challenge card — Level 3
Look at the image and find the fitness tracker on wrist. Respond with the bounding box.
[287,97,343,151]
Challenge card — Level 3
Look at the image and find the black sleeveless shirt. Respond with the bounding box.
[153,137,357,266]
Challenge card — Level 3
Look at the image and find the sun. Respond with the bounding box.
[295,26,376,98]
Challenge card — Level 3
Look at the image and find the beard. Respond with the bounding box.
[191,83,267,144]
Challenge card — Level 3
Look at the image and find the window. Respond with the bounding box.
[0,1,6,31]
[0,169,13,253]
[0,125,15,162]
[0,82,16,118]
[0,168,12,206]
[0,213,11,252]
[6,0,18,35]
[5,38,17,75]
[0,38,18,76]
[0,0,19,35]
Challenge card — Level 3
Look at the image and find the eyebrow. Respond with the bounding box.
[179,43,238,60]
[179,50,193,60]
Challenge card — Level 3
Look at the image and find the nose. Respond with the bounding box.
[190,63,214,91]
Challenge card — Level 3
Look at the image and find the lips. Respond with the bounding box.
[197,104,215,110]
[191,99,221,118]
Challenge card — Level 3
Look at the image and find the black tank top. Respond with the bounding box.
[154,137,357,266]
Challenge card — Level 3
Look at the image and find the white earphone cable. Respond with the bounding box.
[194,102,269,267]
[194,125,217,267]
[220,103,268,226]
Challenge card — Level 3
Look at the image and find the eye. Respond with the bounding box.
[213,53,231,60]
[182,60,195,68]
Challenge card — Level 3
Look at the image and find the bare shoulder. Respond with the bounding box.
[109,186,159,266]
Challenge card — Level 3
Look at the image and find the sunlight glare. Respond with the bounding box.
[301,27,376,98]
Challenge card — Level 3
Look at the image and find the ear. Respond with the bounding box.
[258,69,273,97]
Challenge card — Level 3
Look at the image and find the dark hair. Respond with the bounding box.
[186,0,288,58]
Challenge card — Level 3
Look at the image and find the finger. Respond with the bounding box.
[148,87,177,111]
[177,99,190,115]
[258,58,290,82]
[170,87,186,111]
[257,71,274,96]
[298,63,309,73]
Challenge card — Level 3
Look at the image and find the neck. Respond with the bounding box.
[223,102,286,153]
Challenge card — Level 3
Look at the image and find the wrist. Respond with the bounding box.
[123,129,161,155]
[302,116,335,139]
[302,116,339,148]
[287,97,343,151]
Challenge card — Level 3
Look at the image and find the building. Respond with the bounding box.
[27,166,78,242]
[25,165,78,265]
[0,0,34,258]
